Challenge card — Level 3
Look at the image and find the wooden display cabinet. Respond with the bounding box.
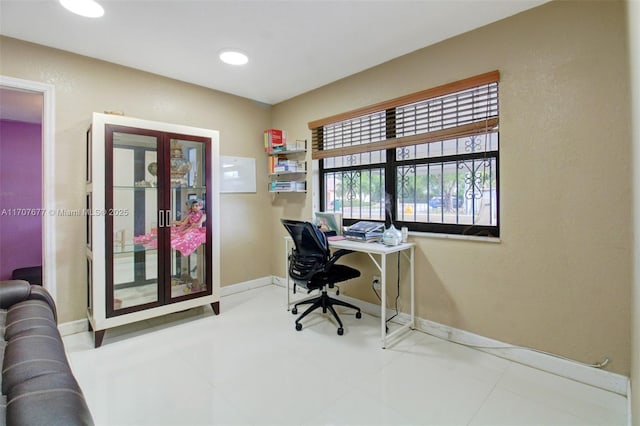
[86,113,220,347]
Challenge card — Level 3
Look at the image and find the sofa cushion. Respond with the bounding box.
[5,319,62,344]
[4,304,58,341]
[7,373,93,426]
[0,340,4,392]
[0,309,6,344]
[2,334,70,395]
[0,394,5,425]
[7,300,56,324]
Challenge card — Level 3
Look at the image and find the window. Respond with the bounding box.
[310,71,500,237]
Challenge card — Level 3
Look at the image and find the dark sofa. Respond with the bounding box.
[0,280,94,426]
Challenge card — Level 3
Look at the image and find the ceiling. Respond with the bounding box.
[0,0,548,122]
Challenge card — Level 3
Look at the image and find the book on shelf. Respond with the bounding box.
[268,156,305,174]
[274,161,305,173]
[264,128,286,153]
[268,155,280,174]
[269,181,306,192]
[288,139,306,151]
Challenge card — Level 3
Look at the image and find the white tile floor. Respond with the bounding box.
[63,285,628,426]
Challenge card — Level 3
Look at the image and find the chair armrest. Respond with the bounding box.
[326,249,355,270]
[0,280,57,323]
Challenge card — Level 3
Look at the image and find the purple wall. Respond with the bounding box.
[0,120,42,280]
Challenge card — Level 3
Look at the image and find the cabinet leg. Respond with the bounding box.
[210,301,220,315]
[94,330,106,348]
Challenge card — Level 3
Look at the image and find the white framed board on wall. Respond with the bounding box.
[220,156,256,193]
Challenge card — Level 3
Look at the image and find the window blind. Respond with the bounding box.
[309,70,500,160]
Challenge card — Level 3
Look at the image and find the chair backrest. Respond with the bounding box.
[281,219,329,286]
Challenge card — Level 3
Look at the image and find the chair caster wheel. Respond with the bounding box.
[337,327,344,335]
[292,307,298,314]
[336,289,340,295]
[296,323,302,331]
[356,311,362,319]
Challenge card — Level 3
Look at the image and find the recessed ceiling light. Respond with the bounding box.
[59,0,104,18]
[219,50,249,66]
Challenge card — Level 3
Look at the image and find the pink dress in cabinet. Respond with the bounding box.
[133,210,207,256]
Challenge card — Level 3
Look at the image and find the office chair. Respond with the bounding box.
[281,219,362,335]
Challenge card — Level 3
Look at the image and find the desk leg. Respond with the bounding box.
[380,246,415,348]
[381,253,387,349]
[410,246,415,329]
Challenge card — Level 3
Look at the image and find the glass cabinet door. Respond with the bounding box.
[167,137,210,301]
[105,127,211,317]
[107,127,163,316]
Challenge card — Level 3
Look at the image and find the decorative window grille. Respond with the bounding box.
[310,71,500,237]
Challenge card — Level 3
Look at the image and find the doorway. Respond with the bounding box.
[0,76,56,301]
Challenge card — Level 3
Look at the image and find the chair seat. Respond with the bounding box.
[326,264,360,283]
[305,264,360,290]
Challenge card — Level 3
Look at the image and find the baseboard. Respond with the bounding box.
[220,276,273,296]
[272,275,287,288]
[58,318,89,337]
[628,380,632,426]
[416,315,628,396]
[274,275,629,396]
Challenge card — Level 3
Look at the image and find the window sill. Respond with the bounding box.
[409,231,501,244]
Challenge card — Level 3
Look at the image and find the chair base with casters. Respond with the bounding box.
[292,285,362,335]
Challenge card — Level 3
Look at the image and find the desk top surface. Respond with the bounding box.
[328,238,414,254]
[283,235,414,254]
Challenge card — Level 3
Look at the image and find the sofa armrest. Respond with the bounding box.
[0,280,32,309]
[29,285,58,322]
[0,280,57,323]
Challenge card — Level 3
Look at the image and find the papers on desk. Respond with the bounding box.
[343,221,384,242]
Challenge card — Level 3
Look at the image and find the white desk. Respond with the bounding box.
[284,237,415,348]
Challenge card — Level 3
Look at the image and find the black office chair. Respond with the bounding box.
[281,219,362,335]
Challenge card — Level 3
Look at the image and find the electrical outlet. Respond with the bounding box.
[372,276,381,291]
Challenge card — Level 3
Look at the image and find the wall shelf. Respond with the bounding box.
[266,136,307,195]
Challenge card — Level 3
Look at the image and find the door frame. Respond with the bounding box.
[0,75,57,302]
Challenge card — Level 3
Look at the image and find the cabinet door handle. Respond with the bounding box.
[158,210,165,228]
[166,210,172,227]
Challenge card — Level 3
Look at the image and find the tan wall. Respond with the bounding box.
[0,36,273,323]
[272,1,632,375]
